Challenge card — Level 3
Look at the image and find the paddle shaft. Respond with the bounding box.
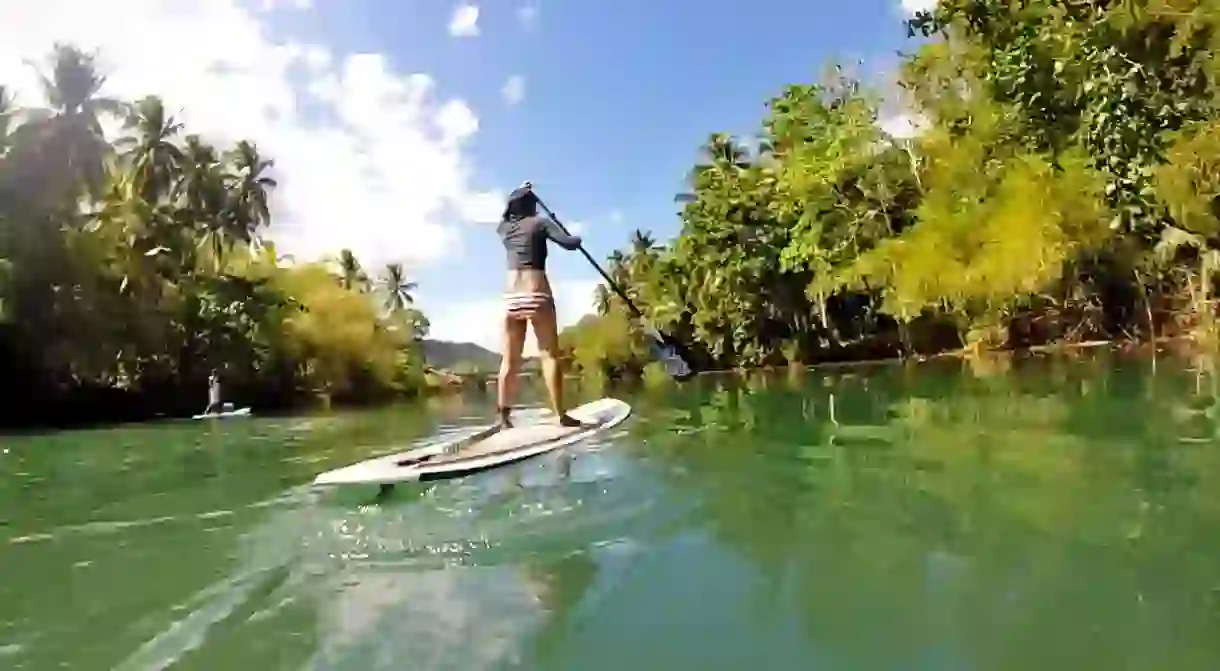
[534,197,646,320]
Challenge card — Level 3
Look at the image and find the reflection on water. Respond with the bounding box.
[5,350,1220,669]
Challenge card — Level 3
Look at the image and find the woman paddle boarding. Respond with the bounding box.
[496,182,585,430]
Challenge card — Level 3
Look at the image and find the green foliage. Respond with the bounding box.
[565,0,1220,373]
[640,361,672,390]
[560,312,648,378]
[844,147,1110,333]
[1155,119,1220,238]
[0,44,429,427]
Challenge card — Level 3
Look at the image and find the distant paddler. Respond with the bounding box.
[201,370,224,416]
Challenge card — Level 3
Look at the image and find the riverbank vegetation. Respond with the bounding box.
[0,45,431,428]
[562,1,1220,378]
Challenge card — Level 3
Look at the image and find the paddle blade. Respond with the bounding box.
[648,336,693,380]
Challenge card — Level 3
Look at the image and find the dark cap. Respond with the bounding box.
[503,181,538,219]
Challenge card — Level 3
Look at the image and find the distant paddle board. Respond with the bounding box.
[312,397,631,486]
[191,407,252,420]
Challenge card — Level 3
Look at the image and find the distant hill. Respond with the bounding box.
[421,339,501,372]
[420,339,540,376]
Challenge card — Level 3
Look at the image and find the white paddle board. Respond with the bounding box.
[192,407,252,420]
[312,397,631,486]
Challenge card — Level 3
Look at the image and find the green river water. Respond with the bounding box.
[4,349,1220,670]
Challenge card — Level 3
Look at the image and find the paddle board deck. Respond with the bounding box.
[192,407,252,420]
[312,397,631,486]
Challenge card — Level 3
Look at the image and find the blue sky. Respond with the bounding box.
[0,0,929,353]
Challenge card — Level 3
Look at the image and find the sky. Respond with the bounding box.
[0,0,935,355]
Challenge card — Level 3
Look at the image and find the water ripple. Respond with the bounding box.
[98,423,678,671]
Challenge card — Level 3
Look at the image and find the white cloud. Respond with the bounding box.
[0,0,501,269]
[517,3,540,30]
[448,4,480,38]
[256,0,312,11]
[303,44,332,72]
[457,189,508,224]
[426,279,600,356]
[901,0,938,14]
[501,75,525,106]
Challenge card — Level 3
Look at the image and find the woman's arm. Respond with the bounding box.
[542,217,582,250]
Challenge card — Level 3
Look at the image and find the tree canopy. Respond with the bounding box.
[563,0,1220,377]
[0,44,429,428]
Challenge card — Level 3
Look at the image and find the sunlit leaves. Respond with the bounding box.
[846,149,1110,328]
[1154,120,1220,238]
[269,262,409,398]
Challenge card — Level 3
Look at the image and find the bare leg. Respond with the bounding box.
[531,301,581,427]
[497,315,528,428]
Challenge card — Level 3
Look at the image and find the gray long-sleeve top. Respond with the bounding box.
[497,215,582,270]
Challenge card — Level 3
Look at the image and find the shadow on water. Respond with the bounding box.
[5,350,1220,669]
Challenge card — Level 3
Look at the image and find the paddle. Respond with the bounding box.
[396,424,501,466]
[531,192,696,381]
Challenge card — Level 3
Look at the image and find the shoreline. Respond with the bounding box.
[702,335,1205,379]
[2,334,1208,437]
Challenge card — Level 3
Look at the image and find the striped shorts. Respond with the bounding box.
[504,291,553,319]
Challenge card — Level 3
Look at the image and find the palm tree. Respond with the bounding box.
[13,44,127,205]
[31,44,124,123]
[593,284,611,316]
[225,140,276,242]
[629,229,658,255]
[117,95,184,203]
[674,132,753,204]
[38,46,123,180]
[179,135,233,269]
[379,262,417,314]
[179,135,225,214]
[337,248,369,292]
